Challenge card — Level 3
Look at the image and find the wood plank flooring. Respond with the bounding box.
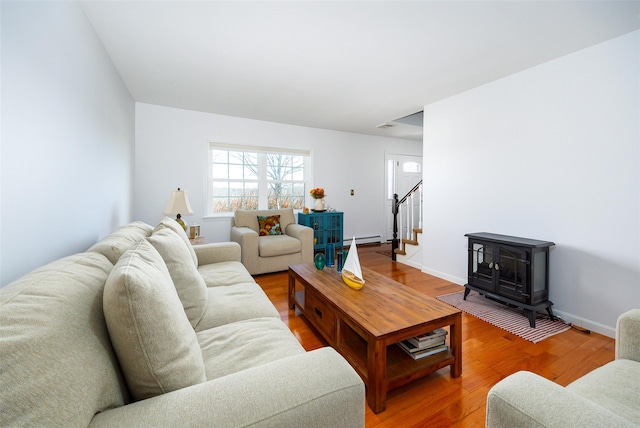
[254,243,614,427]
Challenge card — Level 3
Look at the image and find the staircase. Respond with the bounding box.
[391,181,423,269]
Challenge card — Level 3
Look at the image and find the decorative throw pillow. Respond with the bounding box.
[147,227,207,328]
[103,240,206,401]
[257,215,282,236]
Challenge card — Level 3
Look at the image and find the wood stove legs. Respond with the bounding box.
[524,304,556,328]
[463,285,556,328]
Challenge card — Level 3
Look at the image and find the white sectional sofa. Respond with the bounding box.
[1,218,364,427]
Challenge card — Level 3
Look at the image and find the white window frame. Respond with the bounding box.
[206,142,312,215]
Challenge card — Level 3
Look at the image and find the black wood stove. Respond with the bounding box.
[464,232,555,328]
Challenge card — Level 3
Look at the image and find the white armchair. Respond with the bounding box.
[486,309,640,427]
[230,208,313,275]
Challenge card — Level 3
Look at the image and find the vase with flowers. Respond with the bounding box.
[310,187,326,211]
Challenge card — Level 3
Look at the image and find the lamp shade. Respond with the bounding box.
[163,188,194,216]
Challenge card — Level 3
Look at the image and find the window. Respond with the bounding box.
[403,161,421,173]
[208,143,311,214]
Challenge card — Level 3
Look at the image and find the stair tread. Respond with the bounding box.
[401,239,419,245]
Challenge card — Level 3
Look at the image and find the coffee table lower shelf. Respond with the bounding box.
[337,329,456,391]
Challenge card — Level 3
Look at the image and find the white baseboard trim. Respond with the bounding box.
[552,310,615,338]
[345,235,383,245]
[421,267,466,286]
[402,259,422,270]
[421,269,616,338]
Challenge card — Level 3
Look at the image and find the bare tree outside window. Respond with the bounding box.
[209,145,309,214]
[265,153,305,210]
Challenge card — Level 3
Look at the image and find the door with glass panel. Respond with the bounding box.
[384,153,423,241]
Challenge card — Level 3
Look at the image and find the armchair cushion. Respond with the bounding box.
[259,234,302,257]
[567,359,640,423]
[103,240,206,401]
[257,215,283,236]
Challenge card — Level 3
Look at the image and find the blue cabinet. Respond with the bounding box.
[298,211,343,254]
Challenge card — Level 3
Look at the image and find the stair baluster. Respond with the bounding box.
[391,180,423,261]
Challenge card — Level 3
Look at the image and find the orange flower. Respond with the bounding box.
[310,187,325,199]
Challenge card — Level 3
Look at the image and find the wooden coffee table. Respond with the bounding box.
[288,264,462,413]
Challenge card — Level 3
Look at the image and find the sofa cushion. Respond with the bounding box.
[195,283,280,331]
[259,234,302,257]
[198,260,255,287]
[147,226,207,328]
[155,216,198,267]
[197,317,306,380]
[103,240,206,401]
[258,214,283,236]
[88,221,153,264]
[567,359,640,424]
[0,252,127,427]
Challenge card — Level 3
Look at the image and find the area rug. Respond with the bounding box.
[437,291,570,343]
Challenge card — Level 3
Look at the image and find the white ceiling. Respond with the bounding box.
[81,1,640,141]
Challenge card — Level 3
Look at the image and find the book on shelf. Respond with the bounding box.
[397,341,448,360]
[397,339,446,354]
[413,328,447,341]
[407,328,448,349]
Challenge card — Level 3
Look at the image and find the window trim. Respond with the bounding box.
[206,142,312,215]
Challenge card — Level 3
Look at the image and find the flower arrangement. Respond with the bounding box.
[309,187,325,199]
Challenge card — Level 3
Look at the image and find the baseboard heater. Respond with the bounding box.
[344,235,384,246]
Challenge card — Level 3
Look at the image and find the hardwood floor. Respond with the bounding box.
[254,243,614,427]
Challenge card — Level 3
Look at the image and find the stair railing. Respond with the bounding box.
[391,180,423,261]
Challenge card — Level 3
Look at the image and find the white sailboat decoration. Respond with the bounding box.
[342,237,365,290]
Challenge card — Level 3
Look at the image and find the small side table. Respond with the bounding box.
[189,236,208,245]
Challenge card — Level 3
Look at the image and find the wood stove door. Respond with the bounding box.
[468,240,495,292]
[496,245,530,304]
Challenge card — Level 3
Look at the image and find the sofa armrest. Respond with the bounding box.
[285,223,314,264]
[487,371,635,428]
[89,347,364,428]
[230,226,260,275]
[193,242,241,266]
[616,309,640,362]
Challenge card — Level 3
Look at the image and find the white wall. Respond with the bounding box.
[135,103,421,243]
[0,2,135,287]
[422,31,640,337]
